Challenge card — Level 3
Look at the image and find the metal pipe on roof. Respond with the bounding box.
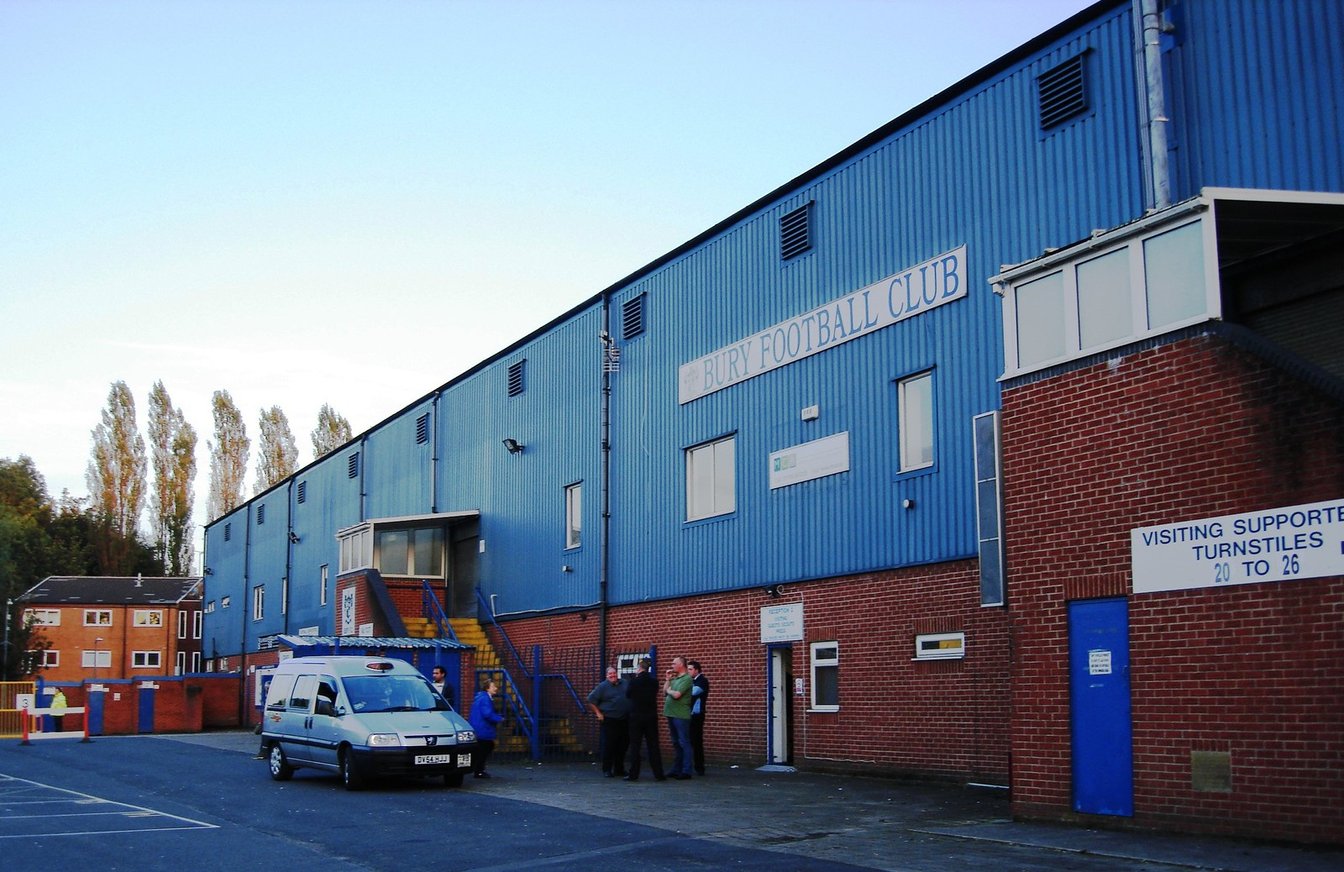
[1139,0,1172,209]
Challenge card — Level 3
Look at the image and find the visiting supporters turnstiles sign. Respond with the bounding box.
[1131,498,1344,594]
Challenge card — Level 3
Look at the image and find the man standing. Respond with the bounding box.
[623,657,665,781]
[688,660,709,776]
[430,665,455,709]
[587,666,630,777]
[663,656,694,779]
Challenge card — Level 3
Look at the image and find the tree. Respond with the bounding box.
[255,405,298,493]
[207,390,249,522]
[148,381,197,576]
[311,403,352,459]
[86,380,147,574]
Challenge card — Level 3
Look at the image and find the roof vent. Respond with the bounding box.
[780,203,813,260]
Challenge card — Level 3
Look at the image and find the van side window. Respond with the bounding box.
[316,677,339,712]
[265,674,296,711]
[289,674,317,712]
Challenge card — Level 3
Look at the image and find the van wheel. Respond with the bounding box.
[444,771,465,788]
[268,744,293,781]
[339,748,364,791]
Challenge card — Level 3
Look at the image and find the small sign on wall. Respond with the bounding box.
[1088,650,1112,676]
[341,587,356,635]
[761,603,803,643]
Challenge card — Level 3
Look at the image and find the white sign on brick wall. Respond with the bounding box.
[1131,499,1344,594]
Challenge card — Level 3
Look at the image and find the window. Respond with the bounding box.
[81,650,112,669]
[193,610,203,639]
[320,564,329,607]
[191,651,201,672]
[780,202,813,260]
[898,371,934,472]
[973,412,1006,607]
[83,609,113,627]
[252,585,265,621]
[810,641,839,711]
[564,482,582,549]
[375,527,445,577]
[221,595,231,609]
[178,611,187,639]
[339,524,373,573]
[176,651,186,675]
[31,649,59,668]
[133,609,163,628]
[507,360,526,397]
[24,609,60,626]
[685,435,736,521]
[205,600,215,614]
[915,632,966,661]
[132,650,162,669]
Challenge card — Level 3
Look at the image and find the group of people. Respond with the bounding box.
[586,655,709,782]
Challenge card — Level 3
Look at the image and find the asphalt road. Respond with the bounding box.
[1,732,1338,872]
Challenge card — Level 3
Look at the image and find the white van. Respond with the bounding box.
[260,655,476,789]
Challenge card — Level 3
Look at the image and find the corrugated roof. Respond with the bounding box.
[18,575,202,605]
[277,635,473,651]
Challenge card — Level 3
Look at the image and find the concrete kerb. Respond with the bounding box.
[162,731,1342,872]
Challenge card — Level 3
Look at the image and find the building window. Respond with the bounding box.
[32,649,59,668]
[339,524,373,573]
[83,609,113,627]
[178,611,187,639]
[24,608,60,626]
[193,610,203,639]
[176,651,186,675]
[81,650,112,669]
[810,641,839,711]
[221,595,231,609]
[133,609,163,628]
[898,371,934,472]
[685,435,736,522]
[973,412,1006,607]
[375,527,444,577]
[320,564,329,607]
[914,632,966,661]
[507,360,526,397]
[132,651,162,669]
[252,586,264,622]
[191,651,201,672]
[564,482,582,549]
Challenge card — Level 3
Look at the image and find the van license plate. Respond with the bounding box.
[415,754,451,765]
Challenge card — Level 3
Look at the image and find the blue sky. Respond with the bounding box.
[0,0,1095,537]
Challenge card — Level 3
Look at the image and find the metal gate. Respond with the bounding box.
[0,681,37,738]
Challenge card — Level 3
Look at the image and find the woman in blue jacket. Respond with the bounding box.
[468,679,505,778]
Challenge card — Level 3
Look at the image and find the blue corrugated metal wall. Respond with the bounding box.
[205,0,1344,647]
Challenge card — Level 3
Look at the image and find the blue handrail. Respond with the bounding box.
[419,581,459,642]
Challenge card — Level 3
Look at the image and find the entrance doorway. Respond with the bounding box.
[767,646,794,765]
[1069,597,1134,816]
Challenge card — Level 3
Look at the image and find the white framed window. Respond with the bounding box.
[686,435,736,521]
[338,524,373,573]
[83,609,113,627]
[914,632,966,660]
[252,585,264,622]
[24,608,60,626]
[810,641,839,711]
[191,651,202,672]
[81,650,112,669]
[178,611,187,639]
[374,527,444,577]
[176,651,186,675]
[221,595,230,609]
[898,371,934,472]
[564,482,582,549]
[193,609,202,639]
[31,649,59,668]
[132,650,161,669]
[205,600,215,614]
[320,564,329,607]
[133,609,163,628]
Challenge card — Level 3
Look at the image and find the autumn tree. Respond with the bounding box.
[148,381,197,576]
[255,405,298,493]
[311,403,352,459]
[86,380,147,574]
[207,390,249,522]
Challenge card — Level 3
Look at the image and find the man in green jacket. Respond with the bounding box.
[662,656,694,779]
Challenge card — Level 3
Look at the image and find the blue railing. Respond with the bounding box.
[419,581,459,642]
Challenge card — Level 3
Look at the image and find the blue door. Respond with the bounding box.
[1069,598,1133,816]
[87,689,104,735]
[137,686,155,734]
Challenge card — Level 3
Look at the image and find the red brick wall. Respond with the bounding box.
[493,560,1010,782]
[1003,333,1344,843]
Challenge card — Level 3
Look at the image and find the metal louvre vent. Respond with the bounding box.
[415,413,430,444]
[1038,53,1088,129]
[507,360,526,397]
[348,452,360,479]
[296,480,306,504]
[257,503,266,525]
[780,203,812,260]
[622,295,645,340]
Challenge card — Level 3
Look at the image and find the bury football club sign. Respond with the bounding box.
[679,246,967,404]
[1131,499,1344,593]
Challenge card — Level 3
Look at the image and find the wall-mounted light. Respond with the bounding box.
[288,531,301,544]
[764,584,782,598]
[204,567,214,575]
[902,498,916,510]
[502,437,524,454]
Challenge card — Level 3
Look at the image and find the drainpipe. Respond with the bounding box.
[430,390,442,514]
[599,295,613,668]
[359,434,369,522]
[238,502,252,726]
[284,479,293,635]
[1138,0,1171,209]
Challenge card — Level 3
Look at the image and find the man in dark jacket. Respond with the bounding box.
[688,660,710,776]
[623,657,665,781]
